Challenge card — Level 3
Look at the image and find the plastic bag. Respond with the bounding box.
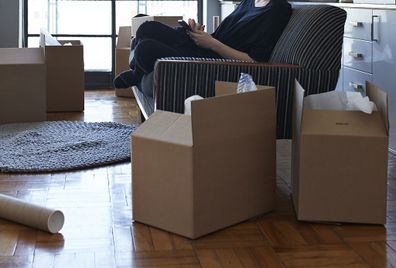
[236,73,257,93]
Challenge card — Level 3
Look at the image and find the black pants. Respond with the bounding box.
[130,21,221,75]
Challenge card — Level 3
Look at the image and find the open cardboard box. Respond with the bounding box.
[132,81,276,238]
[40,31,84,112]
[292,80,389,224]
[0,48,46,123]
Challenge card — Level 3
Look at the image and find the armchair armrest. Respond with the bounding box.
[154,57,301,108]
[152,57,340,138]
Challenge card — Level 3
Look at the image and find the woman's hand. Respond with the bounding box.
[188,18,205,31]
[188,30,218,50]
[186,19,217,50]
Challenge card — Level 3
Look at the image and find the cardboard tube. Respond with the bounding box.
[0,194,64,234]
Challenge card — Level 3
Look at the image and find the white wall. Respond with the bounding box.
[0,0,22,48]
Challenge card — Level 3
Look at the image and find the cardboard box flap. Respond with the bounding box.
[133,110,192,146]
[292,80,306,212]
[191,87,275,146]
[58,40,82,46]
[0,48,45,65]
[302,110,387,137]
[366,81,389,133]
[161,115,192,146]
[293,80,306,136]
[304,91,347,111]
[215,81,238,96]
[117,26,132,48]
[45,44,84,68]
[215,81,273,96]
[133,110,180,137]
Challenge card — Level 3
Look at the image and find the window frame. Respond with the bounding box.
[23,0,202,89]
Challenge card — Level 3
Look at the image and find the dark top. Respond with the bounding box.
[212,0,292,62]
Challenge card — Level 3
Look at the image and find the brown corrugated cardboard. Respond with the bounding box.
[44,40,84,112]
[132,81,276,238]
[292,80,389,224]
[131,16,182,36]
[116,26,132,77]
[0,48,46,123]
[115,26,134,98]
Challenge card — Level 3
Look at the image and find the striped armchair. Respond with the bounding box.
[132,5,347,138]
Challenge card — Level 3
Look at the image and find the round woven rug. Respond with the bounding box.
[0,121,137,173]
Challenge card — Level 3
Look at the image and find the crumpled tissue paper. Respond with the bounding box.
[345,91,376,114]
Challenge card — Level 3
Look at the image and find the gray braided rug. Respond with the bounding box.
[0,121,137,173]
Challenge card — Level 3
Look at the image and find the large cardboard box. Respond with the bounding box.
[132,81,276,239]
[292,80,389,224]
[131,15,182,36]
[115,26,134,98]
[0,48,46,123]
[42,37,84,112]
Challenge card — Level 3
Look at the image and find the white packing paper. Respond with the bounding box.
[184,95,203,115]
[304,90,377,114]
[39,28,61,46]
[345,91,376,114]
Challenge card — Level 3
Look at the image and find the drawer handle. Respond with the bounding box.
[349,82,364,91]
[349,21,363,27]
[348,51,364,59]
[371,15,380,42]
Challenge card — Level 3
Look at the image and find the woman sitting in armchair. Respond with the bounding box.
[114,0,292,89]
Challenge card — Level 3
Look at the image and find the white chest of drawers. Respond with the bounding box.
[339,7,396,153]
[341,8,373,93]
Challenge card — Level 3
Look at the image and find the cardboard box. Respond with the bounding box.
[41,34,84,112]
[115,26,134,98]
[132,81,276,239]
[292,80,389,224]
[131,16,182,36]
[0,48,46,123]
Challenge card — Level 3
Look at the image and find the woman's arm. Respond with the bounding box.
[187,19,255,62]
[189,30,255,61]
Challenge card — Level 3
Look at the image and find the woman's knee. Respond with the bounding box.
[135,21,164,39]
[134,39,155,58]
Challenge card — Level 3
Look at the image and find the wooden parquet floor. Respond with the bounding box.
[0,90,395,268]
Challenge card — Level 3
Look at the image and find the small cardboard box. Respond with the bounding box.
[41,33,84,112]
[0,48,46,123]
[132,81,276,239]
[292,80,389,224]
[131,15,182,36]
[115,26,134,98]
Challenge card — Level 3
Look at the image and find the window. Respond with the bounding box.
[24,0,201,88]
